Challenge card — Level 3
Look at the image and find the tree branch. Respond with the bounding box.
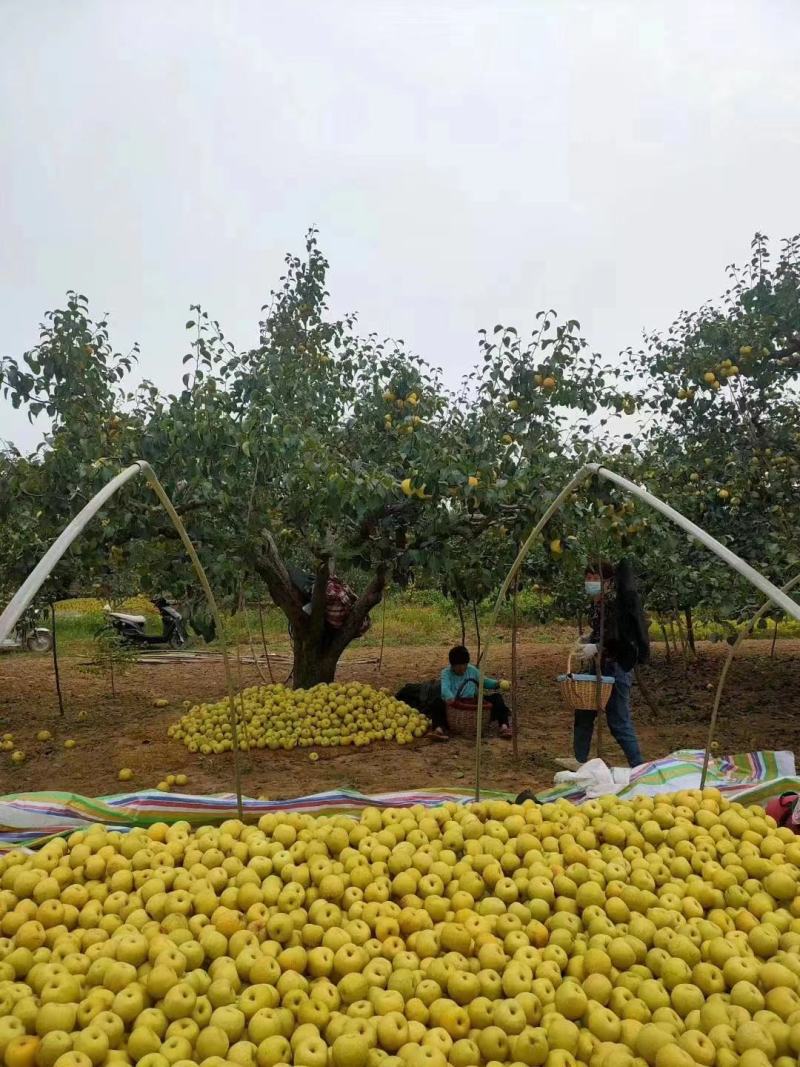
[254,531,306,627]
[307,554,331,646]
[771,335,800,369]
[328,563,388,658]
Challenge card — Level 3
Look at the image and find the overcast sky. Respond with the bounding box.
[2,1,799,450]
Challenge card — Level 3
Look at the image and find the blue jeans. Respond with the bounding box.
[573,664,643,767]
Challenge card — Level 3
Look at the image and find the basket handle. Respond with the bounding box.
[568,648,600,676]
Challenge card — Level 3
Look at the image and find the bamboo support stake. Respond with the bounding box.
[258,603,276,684]
[511,569,519,761]
[139,463,244,818]
[50,601,65,717]
[594,547,606,761]
[377,593,387,672]
[474,467,594,800]
[243,597,272,686]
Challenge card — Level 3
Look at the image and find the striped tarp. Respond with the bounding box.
[535,749,799,805]
[0,787,508,852]
[0,750,796,851]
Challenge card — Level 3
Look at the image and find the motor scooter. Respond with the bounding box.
[98,596,187,649]
[0,621,52,653]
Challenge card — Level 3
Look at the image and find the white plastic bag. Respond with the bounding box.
[552,758,630,798]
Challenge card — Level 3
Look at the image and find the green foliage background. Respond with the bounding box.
[2,232,799,676]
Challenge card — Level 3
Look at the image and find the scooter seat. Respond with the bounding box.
[109,612,147,625]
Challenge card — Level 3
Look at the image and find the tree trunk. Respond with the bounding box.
[684,606,696,653]
[292,633,339,689]
[255,530,387,689]
[672,612,688,674]
[456,600,466,646]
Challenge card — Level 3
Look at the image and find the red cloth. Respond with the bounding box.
[325,577,371,635]
[765,793,800,833]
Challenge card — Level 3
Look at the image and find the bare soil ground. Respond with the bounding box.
[1,639,798,802]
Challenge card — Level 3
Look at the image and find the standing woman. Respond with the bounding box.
[574,558,649,767]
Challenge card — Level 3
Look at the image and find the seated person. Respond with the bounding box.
[395,679,449,739]
[441,645,512,739]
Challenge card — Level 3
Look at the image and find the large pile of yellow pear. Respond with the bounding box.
[2,790,800,1067]
[168,684,429,754]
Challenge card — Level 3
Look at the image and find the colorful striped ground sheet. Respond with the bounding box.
[0,750,796,851]
[0,787,507,852]
[535,749,799,805]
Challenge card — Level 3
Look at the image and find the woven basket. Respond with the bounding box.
[446,699,491,737]
[558,654,615,712]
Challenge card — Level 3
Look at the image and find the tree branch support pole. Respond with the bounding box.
[474,467,595,800]
[50,601,65,717]
[511,566,519,761]
[258,602,276,684]
[700,571,800,788]
[594,542,606,762]
[139,463,244,817]
[377,592,387,672]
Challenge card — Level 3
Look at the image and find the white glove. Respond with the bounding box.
[576,642,598,660]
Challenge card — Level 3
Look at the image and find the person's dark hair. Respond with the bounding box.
[448,645,471,666]
[585,560,615,580]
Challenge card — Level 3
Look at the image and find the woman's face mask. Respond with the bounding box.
[585,580,602,597]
